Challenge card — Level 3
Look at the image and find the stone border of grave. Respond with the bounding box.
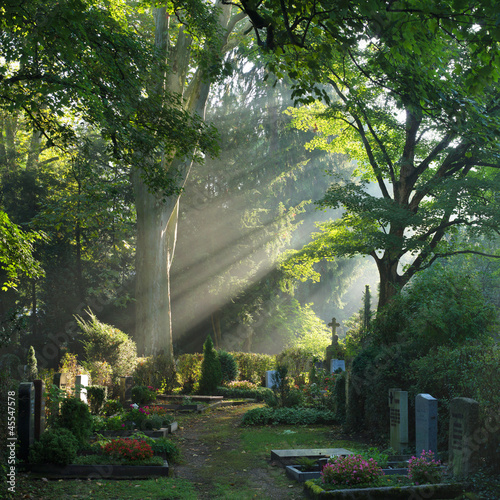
[286,465,409,483]
[303,480,464,499]
[91,426,174,438]
[21,460,169,479]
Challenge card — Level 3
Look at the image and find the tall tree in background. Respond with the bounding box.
[247,0,500,312]
[133,1,248,358]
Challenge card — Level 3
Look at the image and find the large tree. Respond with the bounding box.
[243,0,500,311]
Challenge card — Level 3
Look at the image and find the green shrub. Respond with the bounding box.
[229,352,275,385]
[215,385,276,405]
[133,354,176,394]
[87,385,107,415]
[198,336,222,395]
[141,414,163,431]
[29,428,78,465]
[151,437,181,462]
[176,353,203,393]
[242,406,338,426]
[131,385,156,405]
[58,397,92,447]
[102,399,123,416]
[218,351,239,384]
[276,347,315,383]
[76,309,137,388]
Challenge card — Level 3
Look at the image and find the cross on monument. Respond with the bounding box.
[328,317,340,344]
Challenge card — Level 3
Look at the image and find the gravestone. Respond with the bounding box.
[325,317,343,369]
[53,372,69,392]
[388,388,408,453]
[33,379,45,441]
[449,397,480,477]
[75,374,89,404]
[265,370,277,389]
[120,376,134,403]
[330,359,346,373]
[18,382,35,461]
[415,393,438,456]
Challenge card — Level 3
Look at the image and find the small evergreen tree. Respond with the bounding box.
[198,336,222,395]
[26,345,38,381]
[218,350,239,384]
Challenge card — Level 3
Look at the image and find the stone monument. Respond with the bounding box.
[388,388,408,453]
[75,374,89,404]
[265,370,277,389]
[449,397,480,477]
[18,382,35,461]
[33,379,45,441]
[325,317,343,371]
[415,393,438,456]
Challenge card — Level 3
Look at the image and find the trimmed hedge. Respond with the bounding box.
[241,406,338,426]
[215,386,276,405]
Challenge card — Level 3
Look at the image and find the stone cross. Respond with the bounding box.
[328,317,340,344]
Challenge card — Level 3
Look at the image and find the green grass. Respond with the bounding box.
[5,477,199,500]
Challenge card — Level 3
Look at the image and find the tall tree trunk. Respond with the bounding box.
[133,1,238,358]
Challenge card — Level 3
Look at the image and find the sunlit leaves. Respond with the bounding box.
[0,210,45,290]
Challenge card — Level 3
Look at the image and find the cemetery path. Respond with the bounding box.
[172,403,304,499]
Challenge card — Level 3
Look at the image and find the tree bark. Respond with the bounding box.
[134,1,235,358]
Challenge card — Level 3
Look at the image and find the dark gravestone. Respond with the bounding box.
[18,382,35,461]
[415,393,438,456]
[33,379,45,440]
[449,397,480,477]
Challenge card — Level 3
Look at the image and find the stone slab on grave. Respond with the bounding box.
[330,359,345,373]
[265,370,277,389]
[389,388,409,454]
[415,393,438,457]
[271,447,353,463]
[18,382,35,461]
[33,379,45,440]
[75,374,89,404]
[449,397,480,478]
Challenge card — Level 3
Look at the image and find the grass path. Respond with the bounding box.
[5,402,364,499]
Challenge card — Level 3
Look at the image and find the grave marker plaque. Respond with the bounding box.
[449,397,479,477]
[415,393,437,456]
[53,372,69,392]
[18,382,35,461]
[330,359,346,373]
[389,388,408,453]
[33,379,45,440]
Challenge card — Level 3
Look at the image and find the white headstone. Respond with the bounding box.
[75,374,89,404]
[265,370,277,389]
[415,393,438,456]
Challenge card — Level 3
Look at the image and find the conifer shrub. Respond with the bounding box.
[218,350,239,384]
[26,345,38,381]
[58,397,92,447]
[29,428,79,465]
[87,385,107,415]
[198,336,222,395]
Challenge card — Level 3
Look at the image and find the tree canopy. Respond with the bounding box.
[246,0,500,309]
